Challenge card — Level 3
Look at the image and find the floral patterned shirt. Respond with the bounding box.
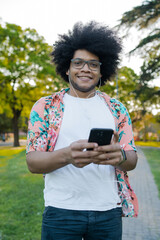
[26,88,138,217]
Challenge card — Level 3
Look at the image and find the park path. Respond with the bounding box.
[122,147,160,240]
[0,139,27,147]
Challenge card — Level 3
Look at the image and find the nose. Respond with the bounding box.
[81,62,91,71]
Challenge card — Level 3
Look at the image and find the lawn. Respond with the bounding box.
[0,145,159,239]
[0,147,44,240]
[135,141,160,148]
[140,147,160,198]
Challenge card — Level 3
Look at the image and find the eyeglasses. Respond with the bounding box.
[71,58,102,71]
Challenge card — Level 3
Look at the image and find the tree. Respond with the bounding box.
[132,111,160,141]
[101,65,160,141]
[117,0,160,141]
[126,61,160,141]
[118,0,160,29]
[0,21,67,146]
[118,0,160,81]
[101,66,138,109]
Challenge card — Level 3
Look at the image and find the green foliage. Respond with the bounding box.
[0,21,62,115]
[118,0,160,29]
[101,66,138,109]
[0,113,12,132]
[0,20,68,145]
[118,0,160,81]
[130,28,160,53]
[131,63,160,141]
[0,147,44,239]
[132,111,160,141]
[117,0,160,140]
[100,66,160,141]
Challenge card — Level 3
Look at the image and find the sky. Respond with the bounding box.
[0,0,145,74]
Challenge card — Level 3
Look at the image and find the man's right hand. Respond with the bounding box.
[66,140,99,168]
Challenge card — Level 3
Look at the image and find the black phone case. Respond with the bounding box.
[88,128,113,150]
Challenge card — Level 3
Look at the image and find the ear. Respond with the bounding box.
[66,69,69,75]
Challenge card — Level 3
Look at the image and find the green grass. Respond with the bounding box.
[135,141,160,148]
[141,147,160,198]
[0,145,159,239]
[0,147,44,240]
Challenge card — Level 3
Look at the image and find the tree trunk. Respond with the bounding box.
[143,120,147,142]
[142,106,147,142]
[12,109,21,147]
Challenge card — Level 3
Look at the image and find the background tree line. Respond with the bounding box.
[117,0,160,141]
[0,0,160,146]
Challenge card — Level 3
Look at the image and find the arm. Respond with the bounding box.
[26,140,99,174]
[26,148,69,174]
[118,150,138,171]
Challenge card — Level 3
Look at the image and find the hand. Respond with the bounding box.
[66,140,100,168]
[92,131,123,167]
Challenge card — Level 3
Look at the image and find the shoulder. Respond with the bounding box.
[100,92,128,114]
[30,89,67,117]
[31,89,65,110]
[99,92,132,126]
[110,98,128,114]
[31,95,53,112]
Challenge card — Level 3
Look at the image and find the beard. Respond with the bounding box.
[69,77,99,93]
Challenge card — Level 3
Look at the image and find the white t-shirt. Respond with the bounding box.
[44,93,121,211]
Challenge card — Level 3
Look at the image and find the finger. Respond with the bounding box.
[71,149,100,159]
[112,131,119,144]
[74,158,93,165]
[97,158,121,166]
[74,163,89,168]
[71,141,98,151]
[92,151,121,162]
[97,142,121,153]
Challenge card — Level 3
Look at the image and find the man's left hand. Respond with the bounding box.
[92,131,123,167]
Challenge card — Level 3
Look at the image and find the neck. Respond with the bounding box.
[68,87,96,98]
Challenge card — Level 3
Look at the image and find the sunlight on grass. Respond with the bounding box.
[0,147,44,240]
[0,147,25,170]
[0,146,25,156]
[135,141,160,148]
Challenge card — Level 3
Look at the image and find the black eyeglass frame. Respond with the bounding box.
[71,58,102,71]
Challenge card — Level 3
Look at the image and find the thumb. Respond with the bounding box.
[111,131,119,144]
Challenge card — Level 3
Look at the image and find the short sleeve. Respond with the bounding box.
[26,97,49,154]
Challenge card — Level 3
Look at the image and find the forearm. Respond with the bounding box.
[26,140,100,174]
[26,147,70,174]
[117,150,138,171]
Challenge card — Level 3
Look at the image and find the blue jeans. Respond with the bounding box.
[41,206,122,240]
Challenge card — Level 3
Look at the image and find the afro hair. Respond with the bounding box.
[51,21,122,86]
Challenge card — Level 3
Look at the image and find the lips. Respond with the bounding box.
[77,75,92,81]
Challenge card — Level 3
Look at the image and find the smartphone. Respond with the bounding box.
[88,128,114,150]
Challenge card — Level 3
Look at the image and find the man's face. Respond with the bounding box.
[66,49,102,98]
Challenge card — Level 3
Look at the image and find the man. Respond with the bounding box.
[26,21,138,240]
